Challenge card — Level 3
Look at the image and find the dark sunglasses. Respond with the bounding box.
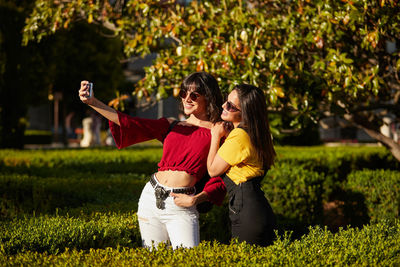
[225,101,241,112]
[179,90,201,101]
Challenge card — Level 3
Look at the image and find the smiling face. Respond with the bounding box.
[221,90,242,127]
[180,85,208,118]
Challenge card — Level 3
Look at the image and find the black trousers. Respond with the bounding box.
[223,174,277,246]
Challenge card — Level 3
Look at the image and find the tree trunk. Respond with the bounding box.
[360,126,400,162]
[344,114,400,162]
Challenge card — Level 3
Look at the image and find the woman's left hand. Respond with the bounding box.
[170,192,196,207]
[211,122,227,139]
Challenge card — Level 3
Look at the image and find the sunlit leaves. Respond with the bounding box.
[23,0,400,137]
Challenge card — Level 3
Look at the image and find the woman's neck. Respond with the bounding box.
[233,121,241,128]
[186,114,212,128]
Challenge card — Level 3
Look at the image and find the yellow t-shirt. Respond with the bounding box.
[217,127,264,184]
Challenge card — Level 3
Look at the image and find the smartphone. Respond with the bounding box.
[88,83,93,98]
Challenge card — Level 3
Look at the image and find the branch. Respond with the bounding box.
[113,0,126,13]
[349,103,400,114]
[344,113,399,148]
[170,35,182,45]
[100,21,119,34]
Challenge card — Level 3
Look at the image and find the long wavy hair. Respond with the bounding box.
[180,72,223,123]
[235,84,276,169]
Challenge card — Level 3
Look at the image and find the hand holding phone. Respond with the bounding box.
[88,83,93,98]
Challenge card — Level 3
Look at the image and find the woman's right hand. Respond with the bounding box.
[211,122,227,139]
[79,80,95,105]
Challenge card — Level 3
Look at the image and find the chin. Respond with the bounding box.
[183,108,193,115]
[221,111,229,120]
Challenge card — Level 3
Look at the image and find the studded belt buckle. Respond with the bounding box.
[154,186,170,210]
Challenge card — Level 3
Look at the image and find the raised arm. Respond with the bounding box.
[207,122,230,177]
[79,80,120,126]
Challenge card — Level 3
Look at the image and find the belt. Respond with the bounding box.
[150,174,196,209]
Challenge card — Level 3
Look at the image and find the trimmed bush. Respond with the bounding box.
[0,148,163,176]
[276,146,399,179]
[263,166,325,235]
[1,146,400,263]
[24,130,52,145]
[346,169,400,223]
[1,221,399,266]
[0,173,147,218]
[0,212,141,255]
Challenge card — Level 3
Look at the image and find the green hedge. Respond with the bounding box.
[263,166,325,235]
[0,212,141,255]
[0,173,146,218]
[0,148,163,176]
[346,169,400,224]
[1,146,399,239]
[1,221,399,266]
[24,130,53,145]
[276,146,399,178]
[2,146,398,177]
[0,146,400,265]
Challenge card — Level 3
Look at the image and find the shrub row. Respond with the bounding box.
[263,167,326,234]
[2,168,399,249]
[276,146,399,178]
[1,220,399,266]
[0,212,141,255]
[1,146,398,176]
[0,173,147,218]
[1,147,399,250]
[0,148,163,176]
[263,167,400,234]
[346,169,400,223]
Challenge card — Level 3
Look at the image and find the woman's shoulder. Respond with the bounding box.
[226,127,251,145]
[173,120,212,131]
[229,127,249,138]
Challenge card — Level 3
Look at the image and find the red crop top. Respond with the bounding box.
[109,111,226,205]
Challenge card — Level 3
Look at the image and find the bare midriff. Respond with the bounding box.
[155,170,196,188]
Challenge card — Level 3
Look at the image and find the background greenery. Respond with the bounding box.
[20,0,400,161]
[1,146,399,265]
[0,0,128,148]
[1,0,399,162]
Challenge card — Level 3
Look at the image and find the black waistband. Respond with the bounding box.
[150,174,196,195]
[222,174,264,193]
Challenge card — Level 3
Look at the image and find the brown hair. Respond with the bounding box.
[234,84,276,169]
[181,72,223,123]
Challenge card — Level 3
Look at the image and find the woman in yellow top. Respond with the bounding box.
[207,84,277,246]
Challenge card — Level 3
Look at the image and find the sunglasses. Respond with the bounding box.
[179,90,201,101]
[225,101,241,112]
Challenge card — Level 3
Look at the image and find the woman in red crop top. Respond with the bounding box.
[78,72,226,249]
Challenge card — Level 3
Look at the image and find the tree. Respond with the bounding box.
[0,0,126,148]
[0,0,51,148]
[23,0,400,160]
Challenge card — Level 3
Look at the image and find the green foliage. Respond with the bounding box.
[22,0,400,162]
[275,146,399,180]
[0,147,163,176]
[347,169,400,223]
[1,221,399,266]
[0,212,141,255]
[0,146,399,264]
[0,173,146,218]
[263,167,325,233]
[22,1,400,136]
[1,146,399,234]
[0,1,127,148]
[24,130,53,144]
[198,202,230,244]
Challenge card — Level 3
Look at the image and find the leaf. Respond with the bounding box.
[88,14,93,24]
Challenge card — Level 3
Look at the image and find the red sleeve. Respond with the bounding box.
[109,111,170,149]
[203,176,226,206]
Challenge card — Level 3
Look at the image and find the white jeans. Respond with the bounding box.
[137,178,200,249]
